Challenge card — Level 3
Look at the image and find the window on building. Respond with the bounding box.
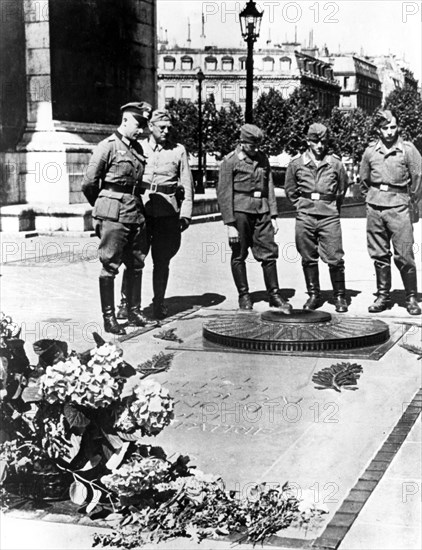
[206,86,216,100]
[222,56,234,71]
[240,85,246,101]
[205,56,217,71]
[344,76,349,89]
[164,86,176,101]
[239,57,247,70]
[263,56,274,71]
[222,85,235,102]
[181,86,192,100]
[280,57,291,71]
[181,56,193,70]
[163,56,176,70]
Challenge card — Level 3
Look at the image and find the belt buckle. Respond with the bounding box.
[380,184,389,192]
[253,191,262,198]
[150,183,158,193]
[311,192,320,200]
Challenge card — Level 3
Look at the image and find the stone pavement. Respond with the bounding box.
[0,217,421,550]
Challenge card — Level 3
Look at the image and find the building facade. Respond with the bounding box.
[320,55,382,113]
[157,42,340,117]
[369,55,418,100]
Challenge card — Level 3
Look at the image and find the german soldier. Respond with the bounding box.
[117,109,194,320]
[285,123,349,313]
[82,102,152,335]
[217,123,292,313]
[360,109,421,315]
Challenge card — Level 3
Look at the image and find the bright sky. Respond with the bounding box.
[157,0,422,82]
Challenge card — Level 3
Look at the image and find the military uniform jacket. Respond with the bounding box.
[359,138,422,207]
[82,132,146,224]
[217,146,277,225]
[139,137,194,219]
[284,151,348,216]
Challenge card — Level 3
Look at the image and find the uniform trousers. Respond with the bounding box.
[230,211,278,268]
[295,212,344,268]
[366,203,416,273]
[94,219,146,278]
[143,215,182,302]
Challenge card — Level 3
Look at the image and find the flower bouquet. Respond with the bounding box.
[0,313,174,508]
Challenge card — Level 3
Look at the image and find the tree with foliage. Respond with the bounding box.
[166,98,199,154]
[284,87,320,154]
[212,101,243,159]
[253,89,289,156]
[253,85,320,155]
[327,107,372,163]
[384,86,422,153]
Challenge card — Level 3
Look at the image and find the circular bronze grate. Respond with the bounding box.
[203,310,390,352]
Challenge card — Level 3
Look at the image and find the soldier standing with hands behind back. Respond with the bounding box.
[360,109,421,315]
[285,123,349,313]
[82,102,152,335]
[217,123,292,313]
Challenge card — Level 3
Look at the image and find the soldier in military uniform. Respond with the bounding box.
[82,102,152,335]
[360,109,421,315]
[217,124,292,313]
[285,123,349,313]
[117,109,194,320]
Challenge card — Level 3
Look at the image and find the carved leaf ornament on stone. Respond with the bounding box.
[312,362,363,392]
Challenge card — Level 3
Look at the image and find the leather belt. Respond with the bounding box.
[301,192,336,201]
[234,190,267,198]
[102,182,139,195]
[141,182,177,194]
[372,183,407,194]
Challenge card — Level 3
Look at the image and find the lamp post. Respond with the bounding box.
[196,68,205,194]
[239,0,263,123]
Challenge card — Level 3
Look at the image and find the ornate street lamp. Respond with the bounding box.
[196,68,205,194]
[239,0,263,123]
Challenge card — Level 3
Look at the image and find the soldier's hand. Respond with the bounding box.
[180,217,190,232]
[271,218,279,235]
[227,225,240,244]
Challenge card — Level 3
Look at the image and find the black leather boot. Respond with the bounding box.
[262,261,292,314]
[152,263,170,319]
[126,270,147,326]
[303,264,323,310]
[116,269,129,319]
[329,265,348,313]
[231,262,252,310]
[401,269,421,316]
[99,278,125,335]
[368,265,392,313]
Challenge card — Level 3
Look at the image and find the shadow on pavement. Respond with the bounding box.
[390,289,422,310]
[143,293,226,318]
[321,288,362,308]
[250,288,296,305]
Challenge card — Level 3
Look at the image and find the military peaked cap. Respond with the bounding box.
[150,109,171,123]
[121,101,152,123]
[240,124,264,144]
[307,123,328,141]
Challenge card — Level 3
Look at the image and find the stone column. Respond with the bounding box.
[0,0,157,220]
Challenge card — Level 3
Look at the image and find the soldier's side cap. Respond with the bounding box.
[374,109,394,127]
[150,109,171,123]
[307,123,328,141]
[240,124,264,144]
[121,101,152,122]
